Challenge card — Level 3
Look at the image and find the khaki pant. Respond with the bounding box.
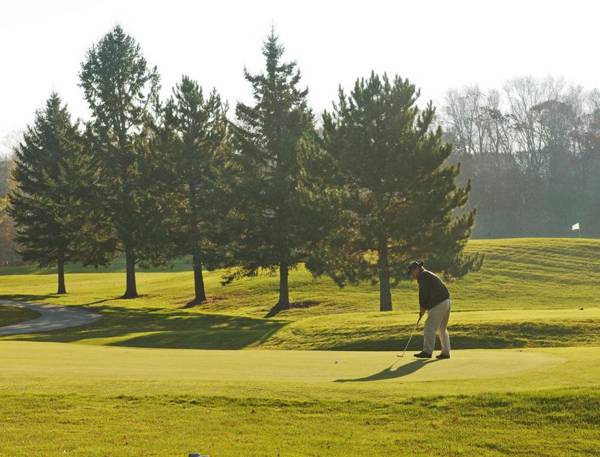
[423,298,451,355]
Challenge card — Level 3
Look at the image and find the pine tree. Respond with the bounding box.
[229,30,328,313]
[8,93,88,293]
[162,76,232,305]
[79,26,166,298]
[308,73,482,311]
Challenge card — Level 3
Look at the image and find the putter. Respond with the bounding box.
[397,315,422,358]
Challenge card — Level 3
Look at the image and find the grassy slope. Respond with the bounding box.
[2,238,599,314]
[1,238,599,350]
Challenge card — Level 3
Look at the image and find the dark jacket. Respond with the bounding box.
[417,269,450,310]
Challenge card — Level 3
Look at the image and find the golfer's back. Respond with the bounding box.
[417,269,450,310]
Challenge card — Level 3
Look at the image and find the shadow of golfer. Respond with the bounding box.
[334,359,438,383]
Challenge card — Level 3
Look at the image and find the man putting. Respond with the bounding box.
[407,260,451,359]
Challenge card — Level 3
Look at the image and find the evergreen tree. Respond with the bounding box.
[79,26,166,298]
[229,30,328,313]
[8,94,89,293]
[162,76,232,305]
[309,73,482,311]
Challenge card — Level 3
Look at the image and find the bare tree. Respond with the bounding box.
[443,76,598,237]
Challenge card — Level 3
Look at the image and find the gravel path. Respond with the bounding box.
[0,299,101,336]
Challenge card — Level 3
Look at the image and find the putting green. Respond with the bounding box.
[0,341,557,382]
[4,341,598,402]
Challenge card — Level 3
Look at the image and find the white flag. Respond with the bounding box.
[571,223,580,231]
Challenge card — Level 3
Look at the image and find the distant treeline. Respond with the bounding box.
[442,78,600,238]
[3,26,480,311]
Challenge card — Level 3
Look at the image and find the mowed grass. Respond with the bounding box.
[2,237,599,316]
[1,238,599,350]
[1,238,600,456]
[4,390,598,457]
[1,342,599,456]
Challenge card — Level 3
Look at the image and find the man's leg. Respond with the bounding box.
[437,299,451,356]
[423,307,442,355]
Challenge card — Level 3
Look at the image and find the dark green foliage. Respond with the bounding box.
[309,73,482,311]
[8,94,93,293]
[161,76,232,304]
[79,25,168,298]
[228,30,330,311]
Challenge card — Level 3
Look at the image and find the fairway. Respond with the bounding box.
[1,238,600,456]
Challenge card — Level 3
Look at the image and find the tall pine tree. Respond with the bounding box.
[229,30,328,313]
[79,26,166,298]
[162,76,232,305]
[308,73,482,311]
[9,94,89,294]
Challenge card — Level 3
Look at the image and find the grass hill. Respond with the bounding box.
[1,238,599,350]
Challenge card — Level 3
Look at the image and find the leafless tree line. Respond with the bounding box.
[442,76,600,237]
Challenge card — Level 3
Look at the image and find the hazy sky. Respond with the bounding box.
[1,0,599,155]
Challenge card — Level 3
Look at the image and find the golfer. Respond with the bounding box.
[407,260,451,359]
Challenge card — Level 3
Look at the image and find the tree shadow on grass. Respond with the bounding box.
[264,301,321,318]
[0,301,286,350]
[335,359,438,383]
[0,294,120,307]
[0,293,61,303]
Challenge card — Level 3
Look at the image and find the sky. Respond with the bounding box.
[1,0,599,155]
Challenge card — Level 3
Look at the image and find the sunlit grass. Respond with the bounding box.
[1,238,600,456]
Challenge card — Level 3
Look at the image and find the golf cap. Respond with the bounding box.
[407,260,424,275]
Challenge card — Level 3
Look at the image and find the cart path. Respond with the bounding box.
[0,299,101,335]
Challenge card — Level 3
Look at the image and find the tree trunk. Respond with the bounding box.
[277,261,290,309]
[123,245,138,298]
[57,257,66,295]
[378,237,392,312]
[192,252,207,304]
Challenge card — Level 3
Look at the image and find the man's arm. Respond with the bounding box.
[417,273,431,319]
[418,275,430,311]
